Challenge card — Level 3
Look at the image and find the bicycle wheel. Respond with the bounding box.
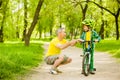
[82,53,90,76]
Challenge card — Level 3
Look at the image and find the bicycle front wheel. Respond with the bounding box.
[82,53,90,76]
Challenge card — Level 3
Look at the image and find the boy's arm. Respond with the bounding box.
[93,30,101,42]
[80,32,85,40]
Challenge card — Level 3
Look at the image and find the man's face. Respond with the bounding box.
[83,25,89,32]
[59,29,66,38]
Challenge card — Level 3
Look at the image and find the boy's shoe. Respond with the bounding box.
[90,70,95,74]
[93,68,96,71]
[81,70,84,74]
[49,69,58,75]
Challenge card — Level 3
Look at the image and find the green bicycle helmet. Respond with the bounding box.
[82,19,94,28]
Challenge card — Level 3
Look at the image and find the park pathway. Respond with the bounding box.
[24,43,120,80]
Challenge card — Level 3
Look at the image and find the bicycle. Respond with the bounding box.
[81,41,96,76]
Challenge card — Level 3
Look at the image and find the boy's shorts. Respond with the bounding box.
[44,55,68,65]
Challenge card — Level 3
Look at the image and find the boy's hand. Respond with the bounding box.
[94,39,99,43]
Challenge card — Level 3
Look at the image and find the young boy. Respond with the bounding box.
[79,19,101,74]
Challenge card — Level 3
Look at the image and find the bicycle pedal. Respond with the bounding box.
[80,55,84,57]
[93,68,96,71]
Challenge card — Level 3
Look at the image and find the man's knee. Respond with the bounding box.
[67,58,72,63]
[58,56,64,62]
[58,55,72,64]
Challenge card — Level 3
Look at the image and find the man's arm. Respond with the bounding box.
[77,32,85,42]
[56,40,77,50]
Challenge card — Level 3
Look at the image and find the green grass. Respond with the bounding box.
[0,41,44,80]
[76,39,120,58]
[95,40,120,58]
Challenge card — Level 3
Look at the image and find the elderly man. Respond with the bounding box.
[45,28,77,75]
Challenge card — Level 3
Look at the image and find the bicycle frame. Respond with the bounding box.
[82,41,93,76]
[85,42,91,64]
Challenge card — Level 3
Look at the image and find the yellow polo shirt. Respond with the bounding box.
[45,37,67,57]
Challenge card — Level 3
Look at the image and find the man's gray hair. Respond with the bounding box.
[56,28,65,35]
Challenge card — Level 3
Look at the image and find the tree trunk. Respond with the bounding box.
[0,1,2,7]
[0,14,4,42]
[25,35,30,46]
[115,7,120,40]
[22,0,28,41]
[0,0,9,42]
[115,16,119,40]
[59,5,62,28]
[0,27,3,42]
[25,0,44,46]
[79,0,89,34]
[39,30,42,39]
[81,0,89,20]
[82,5,88,20]
[50,28,52,36]
[44,28,46,38]
[74,27,79,39]
[99,0,104,39]
[105,21,109,38]
[70,28,74,40]
[16,0,20,39]
[38,20,42,39]
[99,20,104,39]
[16,26,19,38]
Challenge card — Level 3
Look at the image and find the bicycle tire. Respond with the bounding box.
[82,53,90,76]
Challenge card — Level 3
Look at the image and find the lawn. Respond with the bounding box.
[0,41,44,80]
[95,39,120,58]
[76,39,120,58]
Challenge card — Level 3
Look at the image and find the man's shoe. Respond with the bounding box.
[56,69,62,73]
[49,69,58,75]
[90,71,95,74]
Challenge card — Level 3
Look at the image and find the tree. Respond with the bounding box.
[89,0,120,40]
[25,0,44,46]
[0,0,9,42]
[22,0,28,41]
[70,0,90,20]
[99,0,104,39]
[40,1,54,37]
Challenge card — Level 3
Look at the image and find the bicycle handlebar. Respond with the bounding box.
[81,41,95,43]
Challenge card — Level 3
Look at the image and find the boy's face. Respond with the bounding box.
[83,25,89,32]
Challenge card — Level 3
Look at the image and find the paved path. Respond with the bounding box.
[24,43,120,80]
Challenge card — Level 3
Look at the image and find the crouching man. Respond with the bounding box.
[44,28,78,75]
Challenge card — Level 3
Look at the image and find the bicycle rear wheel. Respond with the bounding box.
[82,53,90,76]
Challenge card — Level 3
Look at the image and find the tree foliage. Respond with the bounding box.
[0,0,120,44]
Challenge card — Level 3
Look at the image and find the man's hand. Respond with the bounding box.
[56,40,77,49]
[70,40,78,46]
[77,39,84,43]
[70,39,85,46]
